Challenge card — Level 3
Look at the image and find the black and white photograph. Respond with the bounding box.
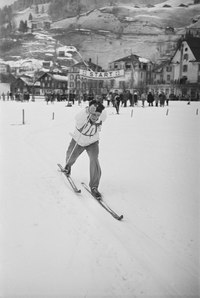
[0,0,199,297]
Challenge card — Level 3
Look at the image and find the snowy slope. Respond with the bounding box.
[0,100,199,297]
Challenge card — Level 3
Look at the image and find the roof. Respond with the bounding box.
[187,19,200,29]
[111,54,149,64]
[39,72,68,82]
[186,38,200,62]
[74,60,102,71]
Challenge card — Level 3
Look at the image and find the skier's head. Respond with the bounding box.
[89,100,105,122]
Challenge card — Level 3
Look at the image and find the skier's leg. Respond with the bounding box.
[65,138,84,170]
[86,141,101,189]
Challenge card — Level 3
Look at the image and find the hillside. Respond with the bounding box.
[0,0,200,69]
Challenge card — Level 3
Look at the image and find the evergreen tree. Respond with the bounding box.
[35,4,39,14]
[28,13,33,20]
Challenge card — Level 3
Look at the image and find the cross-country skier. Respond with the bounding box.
[64,100,107,198]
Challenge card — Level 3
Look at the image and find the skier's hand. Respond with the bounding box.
[88,104,96,114]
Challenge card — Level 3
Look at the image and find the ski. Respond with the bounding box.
[81,182,123,221]
[57,164,81,193]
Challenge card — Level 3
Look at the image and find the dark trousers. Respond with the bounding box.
[66,139,101,189]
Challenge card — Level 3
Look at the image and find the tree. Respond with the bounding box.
[18,20,28,33]
[28,13,33,20]
[35,4,39,14]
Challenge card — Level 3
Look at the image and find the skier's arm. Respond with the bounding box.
[75,108,92,129]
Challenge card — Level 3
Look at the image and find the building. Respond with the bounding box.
[10,74,39,95]
[68,58,104,97]
[171,37,200,99]
[0,63,10,75]
[37,72,68,95]
[148,60,175,95]
[108,54,152,93]
[186,19,200,38]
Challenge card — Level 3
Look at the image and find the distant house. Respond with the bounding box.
[163,4,171,7]
[108,54,151,92]
[10,75,38,94]
[165,26,175,34]
[179,4,188,7]
[186,19,200,38]
[0,63,10,74]
[29,15,51,32]
[37,72,68,95]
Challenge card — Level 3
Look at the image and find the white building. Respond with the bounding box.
[171,38,200,85]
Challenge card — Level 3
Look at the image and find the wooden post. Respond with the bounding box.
[22,109,25,124]
[52,112,55,120]
[196,109,198,115]
[166,109,169,116]
[131,109,133,117]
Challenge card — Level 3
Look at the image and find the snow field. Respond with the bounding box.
[0,100,199,297]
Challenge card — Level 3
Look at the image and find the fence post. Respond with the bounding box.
[131,109,133,117]
[22,109,25,124]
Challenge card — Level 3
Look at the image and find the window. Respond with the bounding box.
[70,74,74,80]
[183,65,188,72]
[183,54,188,61]
[167,75,171,81]
[166,66,172,72]
[125,63,131,70]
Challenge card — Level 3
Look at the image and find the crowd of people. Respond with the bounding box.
[0,91,34,102]
[0,89,172,110]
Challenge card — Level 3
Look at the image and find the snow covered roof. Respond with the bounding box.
[48,74,68,81]
[112,54,149,64]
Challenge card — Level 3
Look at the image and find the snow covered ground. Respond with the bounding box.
[0,99,199,298]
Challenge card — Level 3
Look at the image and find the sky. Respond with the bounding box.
[0,98,199,297]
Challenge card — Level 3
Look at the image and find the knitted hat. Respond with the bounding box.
[89,100,105,113]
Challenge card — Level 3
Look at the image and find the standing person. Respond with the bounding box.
[114,91,120,114]
[64,100,106,198]
[106,92,111,106]
[141,92,146,107]
[2,92,5,101]
[154,91,159,107]
[159,92,165,107]
[147,91,154,106]
[133,91,138,106]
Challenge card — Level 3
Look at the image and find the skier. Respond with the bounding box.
[114,91,121,114]
[64,100,106,198]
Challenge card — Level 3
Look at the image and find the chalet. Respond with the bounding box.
[108,54,152,92]
[10,75,39,95]
[29,15,51,32]
[37,72,68,95]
